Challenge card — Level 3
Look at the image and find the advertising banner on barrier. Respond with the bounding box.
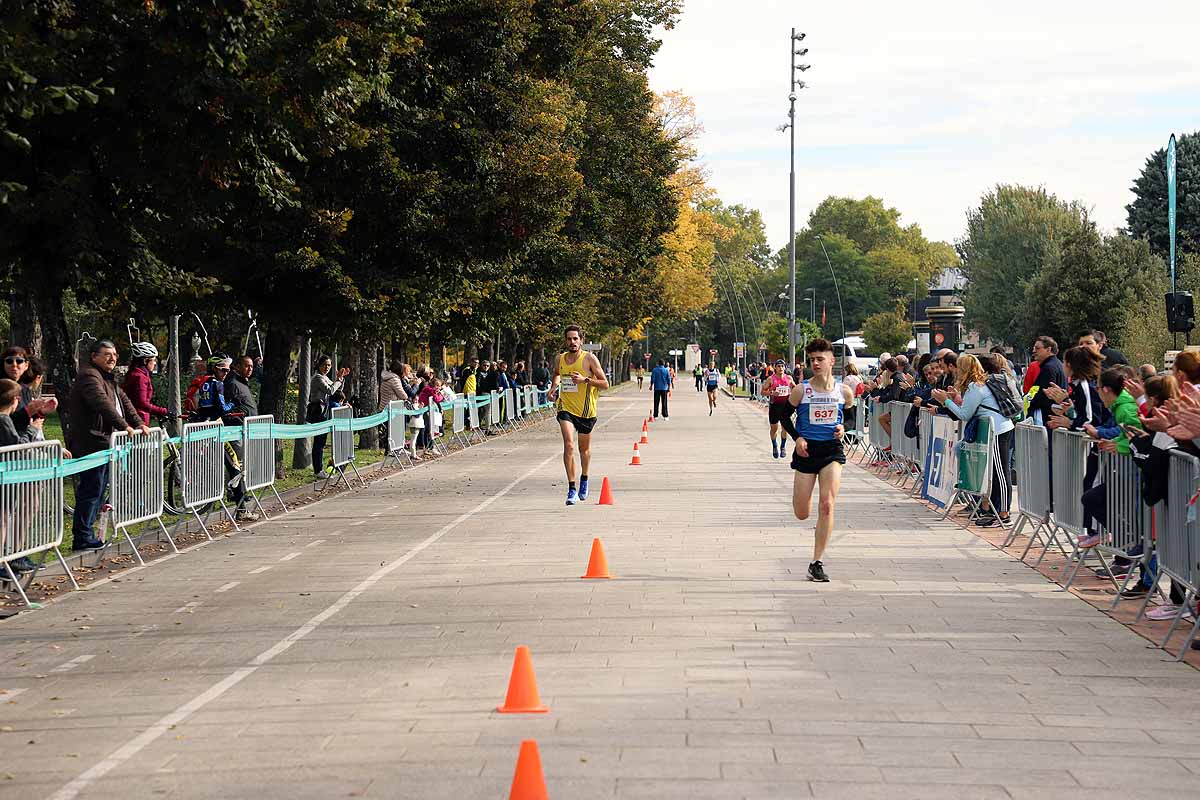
[921,415,959,508]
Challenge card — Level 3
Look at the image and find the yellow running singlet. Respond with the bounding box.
[556,351,598,418]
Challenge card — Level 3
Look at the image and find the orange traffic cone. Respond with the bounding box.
[639,425,649,445]
[497,646,549,714]
[597,476,614,505]
[508,739,548,800]
[581,537,612,579]
[629,442,642,465]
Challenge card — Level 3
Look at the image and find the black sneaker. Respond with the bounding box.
[10,557,36,574]
[975,515,999,528]
[1120,584,1151,598]
[73,537,105,551]
[807,561,829,582]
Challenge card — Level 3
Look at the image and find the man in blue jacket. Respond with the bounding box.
[650,359,672,421]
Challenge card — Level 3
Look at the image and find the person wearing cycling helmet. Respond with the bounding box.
[122,342,169,426]
[194,354,235,422]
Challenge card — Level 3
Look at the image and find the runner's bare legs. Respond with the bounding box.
[792,461,843,563]
[578,432,592,478]
[559,419,577,483]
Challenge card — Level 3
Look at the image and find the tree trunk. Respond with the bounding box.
[259,326,294,479]
[10,292,42,353]
[31,278,76,441]
[357,342,380,450]
[167,315,181,437]
[292,336,312,469]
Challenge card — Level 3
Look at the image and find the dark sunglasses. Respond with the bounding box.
[4,357,26,365]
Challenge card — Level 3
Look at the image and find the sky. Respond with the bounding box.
[647,0,1200,251]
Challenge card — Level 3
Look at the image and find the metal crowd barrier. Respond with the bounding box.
[843,397,867,456]
[1157,450,1200,658]
[0,441,77,607]
[109,428,173,566]
[1009,422,1052,553]
[505,387,519,429]
[1033,429,1091,567]
[451,397,468,448]
[489,391,501,431]
[1064,451,1151,593]
[179,420,240,541]
[468,394,483,440]
[326,406,365,489]
[382,400,413,468]
[865,399,891,466]
[243,415,287,518]
[888,401,921,488]
[916,408,935,496]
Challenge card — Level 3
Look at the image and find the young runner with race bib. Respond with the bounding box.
[703,363,721,415]
[780,339,855,582]
[765,358,794,459]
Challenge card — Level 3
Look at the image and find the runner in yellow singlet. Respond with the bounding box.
[548,324,610,505]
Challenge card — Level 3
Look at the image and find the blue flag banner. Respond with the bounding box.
[1168,133,1177,290]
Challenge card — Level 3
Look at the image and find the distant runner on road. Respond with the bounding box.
[765,359,794,459]
[780,339,854,583]
[703,363,722,415]
[549,324,609,505]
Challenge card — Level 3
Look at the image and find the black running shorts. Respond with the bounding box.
[768,403,792,425]
[791,438,846,474]
[556,410,597,435]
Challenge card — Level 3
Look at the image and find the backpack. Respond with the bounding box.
[985,374,1024,421]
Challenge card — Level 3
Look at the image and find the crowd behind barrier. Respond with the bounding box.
[746,340,1200,662]
[0,388,557,609]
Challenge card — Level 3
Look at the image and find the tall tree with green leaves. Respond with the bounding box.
[956,185,1091,348]
[1126,131,1200,260]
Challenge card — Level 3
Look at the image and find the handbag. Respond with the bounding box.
[305,399,327,424]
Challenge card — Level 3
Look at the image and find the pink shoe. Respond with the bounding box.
[1077,533,1102,549]
[1145,604,1185,621]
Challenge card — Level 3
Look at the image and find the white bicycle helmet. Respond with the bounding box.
[131,341,159,359]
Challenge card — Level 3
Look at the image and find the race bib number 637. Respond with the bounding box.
[808,402,838,425]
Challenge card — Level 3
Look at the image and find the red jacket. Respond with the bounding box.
[121,365,168,425]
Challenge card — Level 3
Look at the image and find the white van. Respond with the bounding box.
[832,336,879,374]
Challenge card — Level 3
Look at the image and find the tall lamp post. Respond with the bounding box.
[779,29,809,368]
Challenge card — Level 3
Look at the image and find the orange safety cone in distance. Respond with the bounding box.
[496,646,549,713]
[629,442,642,466]
[639,427,649,445]
[597,476,614,505]
[581,537,612,579]
[508,740,549,800]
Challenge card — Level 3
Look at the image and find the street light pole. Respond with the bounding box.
[782,29,808,367]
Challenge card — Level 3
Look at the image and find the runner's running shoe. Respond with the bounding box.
[772,442,779,459]
[566,487,578,506]
[807,561,829,582]
[578,477,589,501]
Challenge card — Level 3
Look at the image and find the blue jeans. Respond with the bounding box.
[72,463,110,544]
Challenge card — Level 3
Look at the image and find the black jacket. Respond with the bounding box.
[1067,379,1110,431]
[1030,355,1067,422]
[1100,346,1129,369]
[224,372,257,420]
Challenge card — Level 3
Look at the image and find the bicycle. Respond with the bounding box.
[163,412,248,518]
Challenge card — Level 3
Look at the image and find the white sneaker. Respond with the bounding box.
[1146,604,1191,621]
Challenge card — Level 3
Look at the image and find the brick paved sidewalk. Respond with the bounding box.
[3,384,1199,799]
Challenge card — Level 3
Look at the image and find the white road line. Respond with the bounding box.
[305,540,325,549]
[349,519,367,527]
[214,582,239,594]
[49,655,94,674]
[328,530,343,536]
[0,687,28,700]
[279,552,301,562]
[248,566,272,575]
[368,511,383,517]
[173,602,201,614]
[46,447,564,800]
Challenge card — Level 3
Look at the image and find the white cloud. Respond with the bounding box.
[649,0,1200,247]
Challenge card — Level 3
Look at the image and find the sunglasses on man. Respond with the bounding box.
[4,357,26,366]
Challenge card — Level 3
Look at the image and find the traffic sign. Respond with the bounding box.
[582,343,602,352]
[668,349,682,356]
[709,348,718,355]
[643,353,651,360]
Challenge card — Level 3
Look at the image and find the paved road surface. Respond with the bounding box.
[3,384,1199,799]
